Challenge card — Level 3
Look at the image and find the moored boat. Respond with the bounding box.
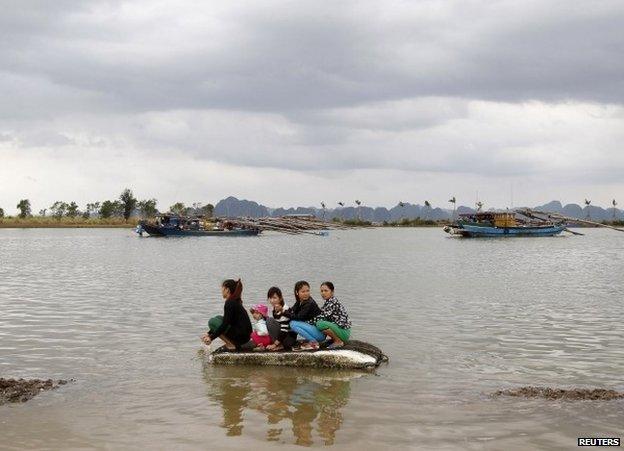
[444,211,566,237]
[136,215,260,237]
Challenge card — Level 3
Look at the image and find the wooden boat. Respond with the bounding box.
[204,340,388,371]
[136,214,355,237]
[444,211,566,237]
[136,215,260,237]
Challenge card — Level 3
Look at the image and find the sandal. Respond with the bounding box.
[239,340,256,352]
[326,342,344,350]
[319,340,333,349]
[293,341,319,352]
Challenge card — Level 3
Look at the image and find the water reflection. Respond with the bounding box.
[203,365,360,446]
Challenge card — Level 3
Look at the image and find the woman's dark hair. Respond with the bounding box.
[294,280,310,302]
[267,286,284,305]
[321,281,335,292]
[222,279,242,302]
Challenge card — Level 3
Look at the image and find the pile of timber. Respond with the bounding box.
[517,209,624,234]
[223,216,356,235]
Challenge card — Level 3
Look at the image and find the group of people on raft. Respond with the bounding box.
[201,279,352,352]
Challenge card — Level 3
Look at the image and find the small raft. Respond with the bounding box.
[206,340,388,371]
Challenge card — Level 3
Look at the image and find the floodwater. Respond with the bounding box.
[1,228,623,450]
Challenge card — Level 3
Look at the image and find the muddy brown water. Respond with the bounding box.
[1,228,623,449]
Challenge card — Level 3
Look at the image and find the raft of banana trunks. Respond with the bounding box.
[205,340,388,371]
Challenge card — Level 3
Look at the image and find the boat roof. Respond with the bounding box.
[459,211,515,217]
[158,214,211,221]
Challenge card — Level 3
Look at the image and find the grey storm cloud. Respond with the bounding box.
[2,0,623,116]
[1,0,624,210]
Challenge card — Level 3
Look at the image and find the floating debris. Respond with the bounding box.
[493,386,624,401]
[0,378,70,405]
[206,340,388,371]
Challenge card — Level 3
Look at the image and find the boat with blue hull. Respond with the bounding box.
[452,223,565,237]
[444,211,566,238]
[136,215,260,237]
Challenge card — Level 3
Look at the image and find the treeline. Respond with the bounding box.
[0,188,214,221]
[382,218,440,227]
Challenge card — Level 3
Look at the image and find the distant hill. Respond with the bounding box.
[533,200,621,221]
[213,197,623,221]
[214,196,269,217]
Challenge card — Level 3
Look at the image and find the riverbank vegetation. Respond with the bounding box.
[0,216,136,228]
[0,188,215,228]
[382,218,443,227]
[333,218,373,226]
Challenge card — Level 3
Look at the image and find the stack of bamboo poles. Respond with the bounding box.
[517,209,624,234]
[222,216,356,235]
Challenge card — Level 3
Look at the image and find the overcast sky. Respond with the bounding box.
[1,0,623,212]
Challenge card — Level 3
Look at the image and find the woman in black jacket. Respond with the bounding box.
[285,280,325,345]
[202,279,252,351]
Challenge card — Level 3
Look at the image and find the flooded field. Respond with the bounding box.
[1,228,623,449]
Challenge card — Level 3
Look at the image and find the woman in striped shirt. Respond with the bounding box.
[314,281,352,349]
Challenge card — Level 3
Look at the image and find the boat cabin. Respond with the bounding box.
[458,211,517,228]
[156,215,211,230]
[157,214,182,228]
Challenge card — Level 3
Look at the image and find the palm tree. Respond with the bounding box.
[397,201,406,221]
[475,201,484,212]
[423,200,431,220]
[448,196,457,220]
[584,199,591,220]
[337,201,344,220]
[16,199,31,218]
[320,202,326,221]
[355,200,362,221]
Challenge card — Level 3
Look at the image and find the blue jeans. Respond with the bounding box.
[290,320,325,342]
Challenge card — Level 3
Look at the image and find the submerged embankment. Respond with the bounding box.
[0,379,69,405]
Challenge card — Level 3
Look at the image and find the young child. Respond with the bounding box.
[249,304,272,350]
[265,286,296,351]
